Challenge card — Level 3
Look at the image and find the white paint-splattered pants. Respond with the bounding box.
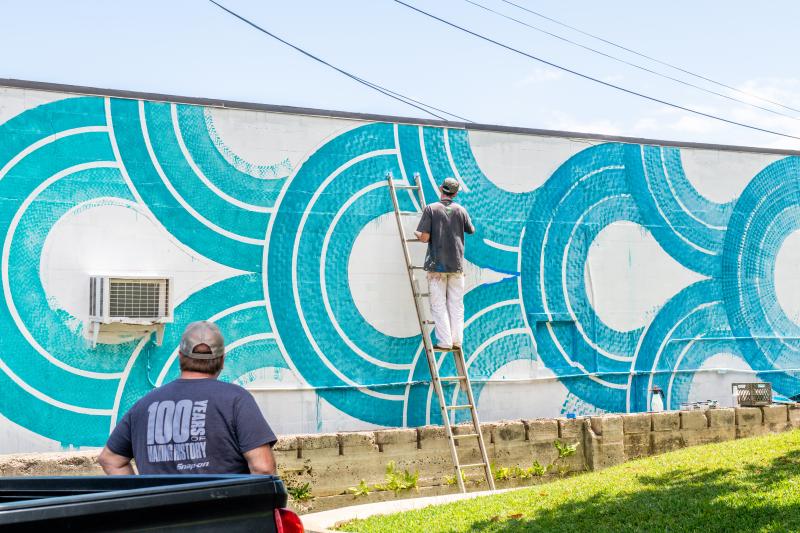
[427,272,465,348]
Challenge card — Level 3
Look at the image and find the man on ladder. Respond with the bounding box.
[414,177,475,351]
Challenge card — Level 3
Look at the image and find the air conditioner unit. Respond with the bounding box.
[89,276,174,325]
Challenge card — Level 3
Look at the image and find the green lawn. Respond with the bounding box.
[336,429,800,532]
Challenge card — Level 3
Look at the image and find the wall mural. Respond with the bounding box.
[0,90,799,449]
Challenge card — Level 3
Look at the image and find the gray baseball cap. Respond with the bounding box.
[179,321,225,360]
[441,177,460,195]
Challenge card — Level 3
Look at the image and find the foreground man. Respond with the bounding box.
[415,177,475,350]
[99,321,277,475]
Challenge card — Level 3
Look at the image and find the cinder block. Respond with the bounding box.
[624,433,651,459]
[417,425,448,450]
[707,408,735,428]
[590,415,623,439]
[735,407,766,439]
[375,428,418,454]
[735,407,763,426]
[493,421,526,443]
[651,412,680,432]
[525,419,558,442]
[558,418,583,439]
[761,405,789,427]
[650,430,684,454]
[298,433,339,459]
[680,410,707,431]
[622,413,652,435]
[789,404,800,428]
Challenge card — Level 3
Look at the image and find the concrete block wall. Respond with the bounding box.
[2,406,798,513]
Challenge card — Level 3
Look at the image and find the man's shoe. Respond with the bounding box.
[433,344,453,351]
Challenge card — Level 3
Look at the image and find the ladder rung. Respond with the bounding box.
[433,346,454,352]
[409,266,426,270]
[398,211,420,216]
[447,404,473,410]
[393,184,420,190]
[459,463,489,469]
[422,320,436,325]
[451,433,479,440]
[406,238,422,242]
[439,375,466,382]
[414,292,430,298]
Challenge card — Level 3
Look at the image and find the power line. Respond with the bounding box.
[462,0,800,122]
[392,0,800,141]
[500,0,800,115]
[207,0,472,123]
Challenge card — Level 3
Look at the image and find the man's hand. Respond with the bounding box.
[243,444,277,475]
[98,446,135,475]
[414,230,430,243]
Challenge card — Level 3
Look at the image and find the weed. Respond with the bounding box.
[530,460,547,477]
[348,479,371,497]
[374,461,419,494]
[287,481,313,502]
[554,440,578,459]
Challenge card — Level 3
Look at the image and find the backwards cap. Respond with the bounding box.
[179,320,225,360]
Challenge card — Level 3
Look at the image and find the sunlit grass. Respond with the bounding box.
[337,429,800,532]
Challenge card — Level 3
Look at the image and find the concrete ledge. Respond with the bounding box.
[3,405,798,513]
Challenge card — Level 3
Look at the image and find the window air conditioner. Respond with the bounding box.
[89,276,173,325]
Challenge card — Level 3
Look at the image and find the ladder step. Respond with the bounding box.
[409,266,426,270]
[393,184,420,190]
[414,292,430,298]
[422,320,436,325]
[459,463,489,469]
[439,376,466,382]
[399,211,420,216]
[447,404,473,410]
[406,238,422,242]
[451,433,479,440]
[433,346,455,352]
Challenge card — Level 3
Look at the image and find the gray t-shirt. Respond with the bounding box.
[106,378,276,474]
[416,198,475,273]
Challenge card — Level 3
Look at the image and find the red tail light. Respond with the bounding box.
[275,507,304,533]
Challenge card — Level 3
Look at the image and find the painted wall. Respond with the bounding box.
[1,84,798,453]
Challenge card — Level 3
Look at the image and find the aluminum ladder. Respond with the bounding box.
[387,171,495,493]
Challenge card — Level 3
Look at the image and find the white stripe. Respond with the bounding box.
[563,194,633,362]
[139,101,264,246]
[419,128,441,194]
[443,129,470,192]
[539,165,624,322]
[0,357,112,415]
[465,328,530,368]
[292,149,404,401]
[545,322,628,389]
[641,146,715,256]
[666,333,702,408]
[482,238,520,253]
[154,300,266,386]
[403,342,424,427]
[660,148,726,231]
[111,332,153,428]
[0,126,108,181]
[464,300,520,330]
[225,332,276,352]
[2,161,123,380]
[394,123,422,213]
[171,105,272,214]
[645,301,720,395]
[105,99,250,277]
[517,226,539,359]
[320,181,411,371]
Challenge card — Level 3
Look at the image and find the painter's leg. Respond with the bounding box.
[446,273,466,347]
[427,272,452,347]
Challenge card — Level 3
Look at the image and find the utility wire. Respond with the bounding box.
[500,0,800,115]
[207,0,472,122]
[392,0,800,141]
[463,0,800,122]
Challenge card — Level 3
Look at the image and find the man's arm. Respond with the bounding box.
[98,446,135,475]
[243,444,277,475]
[414,230,430,243]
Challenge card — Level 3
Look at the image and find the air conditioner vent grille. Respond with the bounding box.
[108,278,170,319]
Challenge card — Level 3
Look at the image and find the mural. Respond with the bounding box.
[0,85,799,451]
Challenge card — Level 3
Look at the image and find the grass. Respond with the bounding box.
[335,429,800,532]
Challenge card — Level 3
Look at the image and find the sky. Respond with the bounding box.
[1,0,799,150]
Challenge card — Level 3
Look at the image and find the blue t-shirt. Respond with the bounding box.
[106,378,277,474]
